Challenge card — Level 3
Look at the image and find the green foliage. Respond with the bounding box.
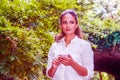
[88,31,120,53]
[80,6,120,52]
[0,25,53,79]
[0,0,54,79]
[0,26,40,79]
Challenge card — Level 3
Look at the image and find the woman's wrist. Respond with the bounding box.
[53,65,58,69]
[69,60,76,67]
[52,62,60,69]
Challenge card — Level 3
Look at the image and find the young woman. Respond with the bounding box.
[46,9,94,80]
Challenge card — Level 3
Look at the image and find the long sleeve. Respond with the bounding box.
[81,42,94,79]
[46,44,54,78]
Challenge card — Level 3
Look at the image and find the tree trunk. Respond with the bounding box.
[94,49,120,80]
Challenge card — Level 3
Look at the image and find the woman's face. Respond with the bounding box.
[61,13,77,36]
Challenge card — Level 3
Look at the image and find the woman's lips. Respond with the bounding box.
[66,29,71,31]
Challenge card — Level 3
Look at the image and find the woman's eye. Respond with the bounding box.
[62,21,75,25]
[62,21,67,24]
[70,21,74,24]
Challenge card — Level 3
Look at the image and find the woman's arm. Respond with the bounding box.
[47,58,60,77]
[70,58,88,76]
[59,55,88,76]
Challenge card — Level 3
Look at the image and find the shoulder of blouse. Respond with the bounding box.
[50,41,59,49]
[50,38,65,50]
[76,37,91,46]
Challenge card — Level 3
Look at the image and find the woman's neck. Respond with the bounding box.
[65,34,75,46]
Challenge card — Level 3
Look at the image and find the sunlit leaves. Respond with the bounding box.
[0,26,44,79]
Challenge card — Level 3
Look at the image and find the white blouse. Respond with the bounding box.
[46,36,94,80]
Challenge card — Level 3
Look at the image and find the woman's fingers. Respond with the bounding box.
[59,55,69,65]
[59,54,74,66]
[52,58,61,68]
[52,55,73,66]
[61,60,69,66]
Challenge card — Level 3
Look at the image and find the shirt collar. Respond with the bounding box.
[60,35,78,43]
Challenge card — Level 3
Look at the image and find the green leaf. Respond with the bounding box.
[9,55,15,61]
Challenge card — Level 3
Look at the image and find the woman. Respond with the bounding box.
[46,9,94,80]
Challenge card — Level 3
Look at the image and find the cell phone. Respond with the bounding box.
[59,55,68,58]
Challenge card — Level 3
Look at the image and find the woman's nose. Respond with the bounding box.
[67,23,70,28]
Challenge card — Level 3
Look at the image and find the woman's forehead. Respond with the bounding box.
[62,13,76,20]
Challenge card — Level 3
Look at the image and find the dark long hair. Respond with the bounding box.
[55,9,83,42]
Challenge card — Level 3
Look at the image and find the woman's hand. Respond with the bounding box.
[48,58,61,78]
[58,54,74,66]
[52,58,61,68]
